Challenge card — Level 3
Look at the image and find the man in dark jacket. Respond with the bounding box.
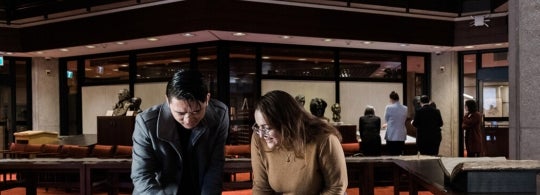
[412,95,443,156]
[131,70,229,195]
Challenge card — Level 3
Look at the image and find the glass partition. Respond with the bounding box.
[198,47,218,96]
[463,54,477,102]
[261,47,334,79]
[84,55,130,84]
[481,52,508,68]
[136,49,190,81]
[339,51,402,80]
[228,45,257,145]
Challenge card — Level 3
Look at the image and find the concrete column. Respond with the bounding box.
[31,57,60,132]
[431,51,460,156]
[508,1,540,160]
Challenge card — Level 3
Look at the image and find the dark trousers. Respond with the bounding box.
[386,141,405,155]
[417,134,441,156]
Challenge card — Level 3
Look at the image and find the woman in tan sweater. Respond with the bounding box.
[251,90,348,195]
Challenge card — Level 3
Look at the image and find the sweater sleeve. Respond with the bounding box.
[319,135,348,195]
[251,134,275,195]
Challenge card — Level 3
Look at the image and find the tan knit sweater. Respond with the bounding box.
[250,133,348,195]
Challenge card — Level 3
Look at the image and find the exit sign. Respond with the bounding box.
[0,56,3,66]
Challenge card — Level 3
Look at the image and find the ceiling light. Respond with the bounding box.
[146,62,154,65]
[120,64,128,67]
[171,60,181,63]
[86,45,96,49]
[400,44,409,47]
[433,46,441,49]
[112,68,119,71]
[297,58,307,61]
[464,45,475,49]
[363,41,372,44]
[323,39,333,42]
[36,51,44,54]
[495,43,503,46]
[116,42,125,45]
[262,56,270,59]
[6,52,13,55]
[60,48,69,52]
[232,32,246,37]
[182,33,196,37]
[147,37,159,41]
[201,57,211,60]
[280,36,291,39]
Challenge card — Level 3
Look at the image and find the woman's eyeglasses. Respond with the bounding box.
[252,123,272,136]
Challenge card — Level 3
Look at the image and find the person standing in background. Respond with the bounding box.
[412,95,443,156]
[251,90,347,194]
[131,70,229,195]
[462,99,484,157]
[359,106,382,156]
[383,91,408,155]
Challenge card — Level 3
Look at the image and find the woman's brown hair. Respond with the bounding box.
[255,90,341,158]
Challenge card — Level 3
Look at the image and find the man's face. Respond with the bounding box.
[168,95,209,129]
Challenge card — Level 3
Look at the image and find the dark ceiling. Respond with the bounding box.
[0,0,508,26]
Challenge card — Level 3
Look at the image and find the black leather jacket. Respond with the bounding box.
[131,99,229,195]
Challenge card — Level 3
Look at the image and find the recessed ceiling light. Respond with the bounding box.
[297,58,307,61]
[6,52,13,55]
[171,60,181,63]
[363,41,372,44]
[232,32,246,36]
[116,42,125,45]
[60,48,69,52]
[120,64,128,67]
[464,45,475,49]
[400,44,409,47]
[262,56,270,59]
[280,36,291,39]
[201,57,211,60]
[86,45,96,49]
[323,39,333,42]
[146,62,154,65]
[147,37,159,41]
[112,68,119,71]
[36,51,44,54]
[495,43,503,46]
[182,33,196,37]
[433,46,441,49]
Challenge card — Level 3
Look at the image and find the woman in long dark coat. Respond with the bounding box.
[462,99,484,157]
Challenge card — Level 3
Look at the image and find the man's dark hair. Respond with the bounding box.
[389,91,399,101]
[420,95,430,104]
[166,69,208,102]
